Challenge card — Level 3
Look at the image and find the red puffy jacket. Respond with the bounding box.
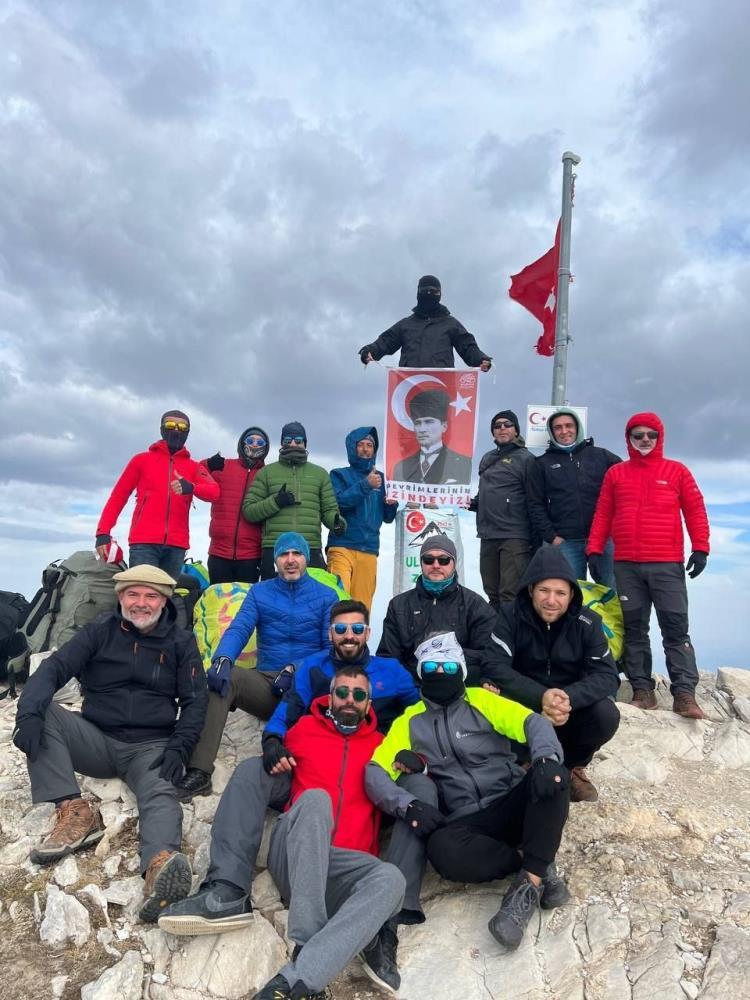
[97,441,219,550]
[202,458,264,560]
[284,695,383,855]
[587,412,709,563]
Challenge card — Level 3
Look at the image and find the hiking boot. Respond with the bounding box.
[570,766,598,803]
[159,880,252,935]
[672,692,705,720]
[139,851,192,923]
[253,974,327,999]
[30,798,104,865]
[359,918,400,995]
[630,688,657,710]
[540,863,571,910]
[175,767,212,802]
[488,871,542,952]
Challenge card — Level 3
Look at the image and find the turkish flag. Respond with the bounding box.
[509,222,561,357]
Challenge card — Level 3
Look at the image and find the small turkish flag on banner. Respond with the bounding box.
[509,222,561,357]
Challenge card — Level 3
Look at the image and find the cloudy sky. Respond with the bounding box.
[1,0,747,670]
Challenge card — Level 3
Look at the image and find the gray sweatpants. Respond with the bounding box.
[267,789,405,993]
[28,702,182,875]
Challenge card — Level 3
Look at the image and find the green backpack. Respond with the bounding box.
[577,581,624,661]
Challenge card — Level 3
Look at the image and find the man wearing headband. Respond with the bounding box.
[392,389,472,486]
[358,275,492,371]
[95,410,219,580]
[12,565,207,923]
[587,412,709,719]
[160,665,406,998]
[202,425,270,584]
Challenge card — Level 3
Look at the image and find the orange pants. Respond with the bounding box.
[327,547,378,610]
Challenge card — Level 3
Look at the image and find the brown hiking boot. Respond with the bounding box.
[672,692,705,720]
[30,798,104,865]
[630,688,658,710]
[569,767,598,803]
[139,850,192,923]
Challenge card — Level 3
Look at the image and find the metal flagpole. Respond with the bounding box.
[550,151,581,405]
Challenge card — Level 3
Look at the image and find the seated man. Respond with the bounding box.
[483,546,620,802]
[366,632,571,954]
[159,667,406,999]
[176,531,339,800]
[377,534,496,681]
[12,566,207,923]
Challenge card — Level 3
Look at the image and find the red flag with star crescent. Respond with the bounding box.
[509,221,561,357]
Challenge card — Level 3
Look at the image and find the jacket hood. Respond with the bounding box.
[310,693,379,736]
[625,411,665,461]
[345,426,379,473]
[547,407,586,451]
[237,425,270,467]
[148,439,190,459]
[515,546,583,616]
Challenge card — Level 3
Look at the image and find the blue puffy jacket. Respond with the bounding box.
[214,573,339,673]
[328,426,397,555]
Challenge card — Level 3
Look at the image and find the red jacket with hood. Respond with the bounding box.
[202,427,269,560]
[97,441,219,550]
[587,412,709,563]
[284,695,383,855]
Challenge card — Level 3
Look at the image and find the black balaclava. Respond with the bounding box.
[416,274,442,316]
[237,426,270,469]
[420,672,465,705]
[279,421,308,463]
[160,410,190,454]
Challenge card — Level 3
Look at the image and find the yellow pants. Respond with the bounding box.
[327,547,378,609]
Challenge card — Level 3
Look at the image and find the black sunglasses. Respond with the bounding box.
[630,431,659,441]
[421,555,453,566]
[333,686,368,702]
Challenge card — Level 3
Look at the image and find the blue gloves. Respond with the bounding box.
[207,656,234,698]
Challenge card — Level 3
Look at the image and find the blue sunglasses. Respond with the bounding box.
[420,661,462,675]
[333,622,367,636]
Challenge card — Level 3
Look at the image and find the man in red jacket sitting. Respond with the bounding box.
[159,666,406,999]
[587,412,709,719]
[95,410,219,580]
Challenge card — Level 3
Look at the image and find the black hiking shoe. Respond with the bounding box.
[253,973,327,999]
[175,767,212,802]
[360,918,400,995]
[158,880,252,935]
[540,863,571,910]
[488,871,542,951]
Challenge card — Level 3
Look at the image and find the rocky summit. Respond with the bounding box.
[1,668,749,1000]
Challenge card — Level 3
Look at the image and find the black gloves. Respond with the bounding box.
[359,346,373,365]
[150,748,185,785]
[404,800,446,839]
[394,749,428,774]
[178,478,194,495]
[271,664,296,698]
[587,553,607,584]
[686,551,708,579]
[206,453,225,473]
[332,513,347,536]
[468,495,479,513]
[207,656,234,697]
[276,484,299,508]
[95,533,111,548]
[529,758,569,802]
[12,716,44,762]
[262,737,294,774]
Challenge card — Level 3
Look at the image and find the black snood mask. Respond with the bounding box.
[419,672,465,706]
[160,410,190,454]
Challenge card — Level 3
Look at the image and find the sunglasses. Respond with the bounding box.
[420,661,462,675]
[421,555,453,566]
[163,420,189,432]
[282,435,306,445]
[244,434,267,447]
[493,421,515,430]
[630,431,659,441]
[333,685,368,702]
[332,622,367,636]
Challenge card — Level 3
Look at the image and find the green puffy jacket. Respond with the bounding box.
[242,456,343,550]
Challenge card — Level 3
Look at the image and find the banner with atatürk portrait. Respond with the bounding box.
[384,368,480,508]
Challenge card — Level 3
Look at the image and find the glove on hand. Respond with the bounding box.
[149,748,185,785]
[404,800,446,839]
[95,533,112,548]
[178,478,194,495]
[262,737,294,774]
[359,346,373,365]
[686,551,707,579]
[272,664,296,698]
[332,513,347,536]
[394,749,428,774]
[206,452,225,473]
[468,495,479,513]
[587,553,607,584]
[276,484,299,508]
[207,656,234,697]
[529,758,569,802]
[12,716,44,762]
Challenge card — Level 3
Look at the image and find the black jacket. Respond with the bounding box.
[377,577,496,682]
[527,439,621,543]
[393,446,472,486]
[361,305,490,368]
[15,604,207,757]
[475,439,535,541]
[483,546,618,710]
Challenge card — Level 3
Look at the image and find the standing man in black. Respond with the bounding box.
[358,276,493,370]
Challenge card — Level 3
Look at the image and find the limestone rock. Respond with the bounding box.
[78,882,110,923]
[251,867,283,913]
[81,776,128,803]
[80,950,144,1000]
[39,884,91,947]
[103,875,143,920]
[627,934,685,1000]
[717,667,750,700]
[734,696,750,724]
[700,924,750,999]
[53,855,79,887]
[709,720,750,768]
[595,705,706,785]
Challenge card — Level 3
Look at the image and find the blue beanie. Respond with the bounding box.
[273,531,310,562]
